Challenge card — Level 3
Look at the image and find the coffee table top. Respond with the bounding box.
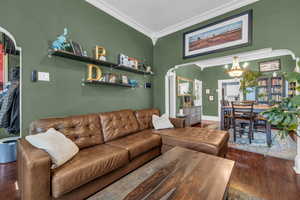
[89,147,235,200]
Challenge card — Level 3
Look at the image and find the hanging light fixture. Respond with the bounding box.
[227,56,244,77]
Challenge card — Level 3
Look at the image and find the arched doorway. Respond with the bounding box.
[0,26,22,141]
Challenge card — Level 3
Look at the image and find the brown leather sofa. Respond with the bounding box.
[17,109,184,200]
[17,108,228,200]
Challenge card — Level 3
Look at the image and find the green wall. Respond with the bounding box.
[153,0,300,114]
[172,55,294,117]
[0,0,153,136]
[1,0,300,136]
[200,55,295,116]
[175,65,202,111]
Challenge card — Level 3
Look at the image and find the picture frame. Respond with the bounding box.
[177,76,193,96]
[109,73,117,83]
[70,41,83,56]
[259,59,281,72]
[183,10,253,59]
[121,75,128,84]
[209,95,214,101]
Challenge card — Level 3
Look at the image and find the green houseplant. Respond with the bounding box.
[261,63,300,139]
[240,70,262,95]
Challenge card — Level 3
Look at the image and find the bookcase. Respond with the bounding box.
[288,81,297,98]
[256,76,286,104]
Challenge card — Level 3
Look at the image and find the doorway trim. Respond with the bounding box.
[217,78,243,120]
[194,79,203,110]
[0,26,22,140]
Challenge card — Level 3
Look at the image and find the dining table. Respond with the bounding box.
[220,104,273,147]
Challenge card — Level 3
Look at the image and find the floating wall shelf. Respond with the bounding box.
[82,80,133,88]
[50,50,154,75]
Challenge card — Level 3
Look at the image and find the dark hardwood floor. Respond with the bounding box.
[1,148,300,200]
[227,148,300,200]
[0,161,19,200]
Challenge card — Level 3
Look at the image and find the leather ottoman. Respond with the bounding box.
[154,127,229,157]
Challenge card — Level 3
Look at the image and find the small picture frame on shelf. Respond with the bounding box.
[121,75,128,84]
[259,59,281,72]
[118,54,131,67]
[70,41,83,56]
[109,74,117,83]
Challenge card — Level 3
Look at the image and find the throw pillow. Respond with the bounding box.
[152,114,174,130]
[26,128,79,169]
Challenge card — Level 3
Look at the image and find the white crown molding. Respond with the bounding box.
[154,0,260,39]
[85,0,155,38]
[86,0,259,45]
[151,37,159,46]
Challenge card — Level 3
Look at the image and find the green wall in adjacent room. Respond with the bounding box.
[153,0,300,115]
[175,65,202,112]
[199,55,295,117]
[171,55,294,117]
[0,0,153,136]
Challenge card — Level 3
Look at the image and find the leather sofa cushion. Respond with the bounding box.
[107,129,162,160]
[30,114,103,149]
[134,109,160,130]
[99,110,139,142]
[154,127,229,156]
[51,144,129,198]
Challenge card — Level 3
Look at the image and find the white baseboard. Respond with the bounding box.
[202,115,219,121]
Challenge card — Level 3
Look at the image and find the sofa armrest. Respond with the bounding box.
[169,118,185,128]
[18,138,51,200]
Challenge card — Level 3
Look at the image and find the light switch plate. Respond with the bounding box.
[38,72,50,81]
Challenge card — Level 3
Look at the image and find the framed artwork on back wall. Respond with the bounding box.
[259,59,281,72]
[183,10,253,59]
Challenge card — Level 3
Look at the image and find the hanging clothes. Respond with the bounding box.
[5,84,19,133]
[0,82,19,133]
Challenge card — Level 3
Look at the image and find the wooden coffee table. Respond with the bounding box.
[89,147,235,200]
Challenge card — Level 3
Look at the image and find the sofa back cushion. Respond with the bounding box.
[99,110,139,142]
[134,109,160,130]
[30,114,103,149]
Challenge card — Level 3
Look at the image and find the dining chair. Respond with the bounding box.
[254,114,268,135]
[221,100,231,130]
[231,102,255,144]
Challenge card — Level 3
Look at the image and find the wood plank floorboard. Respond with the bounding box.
[227,148,300,200]
[1,148,299,200]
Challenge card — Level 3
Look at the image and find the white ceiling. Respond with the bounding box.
[86,0,259,44]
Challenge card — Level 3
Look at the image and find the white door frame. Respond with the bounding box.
[217,79,243,121]
[169,71,176,118]
[0,26,22,141]
[194,79,203,112]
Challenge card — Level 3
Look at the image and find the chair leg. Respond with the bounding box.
[249,121,253,144]
[240,123,246,136]
[233,121,236,142]
[252,124,254,140]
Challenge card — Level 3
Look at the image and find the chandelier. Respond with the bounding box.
[227,56,244,77]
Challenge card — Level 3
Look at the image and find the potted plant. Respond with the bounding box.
[261,65,300,140]
[261,98,299,140]
[240,70,262,96]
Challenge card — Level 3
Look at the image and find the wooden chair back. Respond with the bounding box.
[231,102,254,119]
